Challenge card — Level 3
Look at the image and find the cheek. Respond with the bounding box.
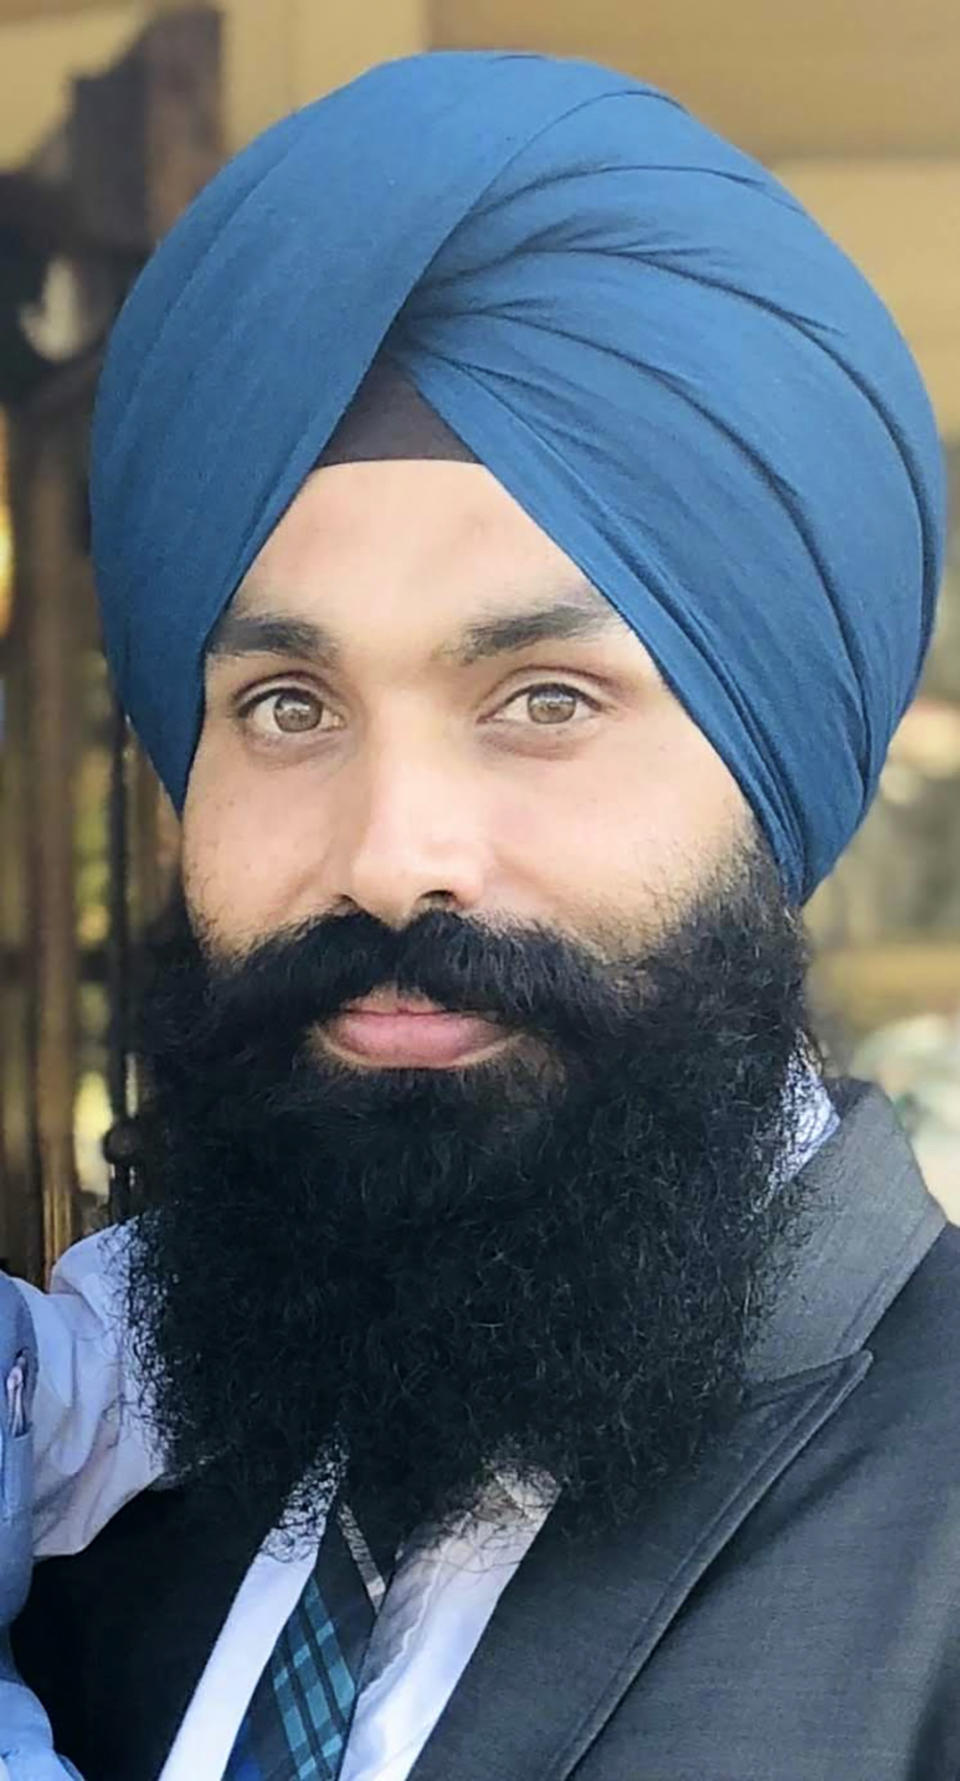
[180,746,306,941]
[505,723,746,919]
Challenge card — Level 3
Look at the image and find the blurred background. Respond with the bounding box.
[0,0,957,1282]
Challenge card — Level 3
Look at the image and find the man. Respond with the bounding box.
[9,47,959,1781]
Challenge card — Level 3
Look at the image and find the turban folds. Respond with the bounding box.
[91,51,947,902]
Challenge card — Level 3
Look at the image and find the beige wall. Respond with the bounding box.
[0,0,114,15]
[4,0,959,160]
[433,0,960,159]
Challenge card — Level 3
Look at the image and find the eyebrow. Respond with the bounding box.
[207,584,626,672]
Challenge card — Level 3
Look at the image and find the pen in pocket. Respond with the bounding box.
[5,1351,28,1438]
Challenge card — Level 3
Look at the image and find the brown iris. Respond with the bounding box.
[525,685,579,724]
[270,690,322,732]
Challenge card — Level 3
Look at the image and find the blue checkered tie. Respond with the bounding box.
[224,1500,389,1781]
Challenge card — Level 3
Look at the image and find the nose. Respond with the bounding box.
[328,735,490,928]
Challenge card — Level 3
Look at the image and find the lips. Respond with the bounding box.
[326,1006,509,1067]
[343,990,445,1016]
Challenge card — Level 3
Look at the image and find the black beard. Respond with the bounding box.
[120,830,817,1552]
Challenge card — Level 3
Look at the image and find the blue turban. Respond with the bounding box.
[91,50,947,903]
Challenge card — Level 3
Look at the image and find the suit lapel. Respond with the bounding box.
[410,1353,867,1781]
[412,1081,945,1781]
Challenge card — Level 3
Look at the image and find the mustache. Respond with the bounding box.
[144,903,642,1067]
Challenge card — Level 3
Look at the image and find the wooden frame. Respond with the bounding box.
[0,6,220,1279]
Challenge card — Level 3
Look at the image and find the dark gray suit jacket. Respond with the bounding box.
[13,1080,960,1781]
[408,1079,960,1781]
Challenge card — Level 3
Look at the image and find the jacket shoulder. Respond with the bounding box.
[863,1219,960,1422]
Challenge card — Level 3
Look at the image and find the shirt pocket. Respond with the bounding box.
[0,1422,32,1620]
[0,1423,32,1526]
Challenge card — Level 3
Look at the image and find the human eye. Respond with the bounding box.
[493,681,603,729]
[237,684,330,740]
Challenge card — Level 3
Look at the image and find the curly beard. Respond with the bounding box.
[120,829,817,1552]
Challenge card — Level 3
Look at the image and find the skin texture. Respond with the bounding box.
[183,459,749,968]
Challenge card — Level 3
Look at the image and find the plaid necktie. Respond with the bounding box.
[224,1499,391,1781]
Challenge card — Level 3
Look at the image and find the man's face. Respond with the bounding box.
[129,458,812,1550]
[184,458,749,1000]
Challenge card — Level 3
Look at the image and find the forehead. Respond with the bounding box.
[212,458,653,674]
